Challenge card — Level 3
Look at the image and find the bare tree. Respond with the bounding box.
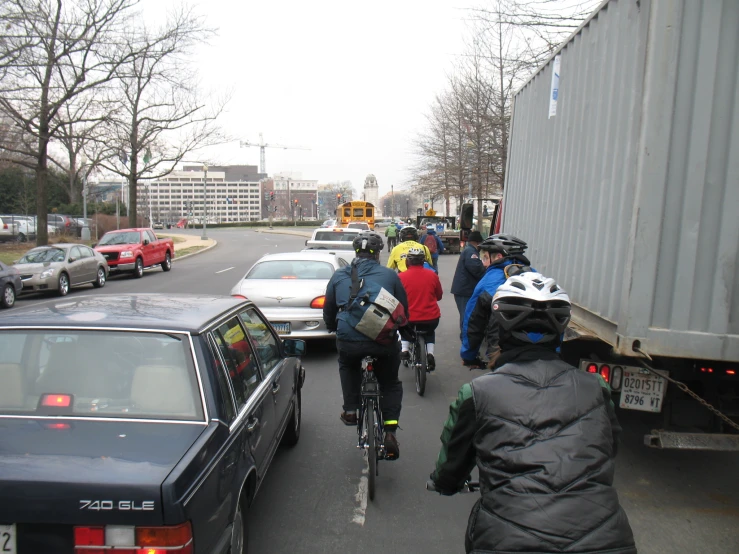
[0,0,141,244]
[99,5,228,228]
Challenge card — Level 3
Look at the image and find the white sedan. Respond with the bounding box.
[230,251,348,340]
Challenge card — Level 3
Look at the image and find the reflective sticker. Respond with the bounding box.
[471,254,479,259]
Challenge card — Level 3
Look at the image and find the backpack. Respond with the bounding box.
[423,233,438,254]
[339,264,407,345]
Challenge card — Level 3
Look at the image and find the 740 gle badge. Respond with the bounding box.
[79,500,155,511]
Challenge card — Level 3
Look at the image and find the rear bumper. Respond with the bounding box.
[259,308,332,339]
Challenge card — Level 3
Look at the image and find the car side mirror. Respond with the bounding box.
[68,257,76,263]
[91,243,97,248]
[143,239,150,245]
[304,239,308,246]
[283,338,306,357]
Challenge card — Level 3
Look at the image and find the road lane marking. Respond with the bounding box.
[215,267,234,274]
[352,464,369,526]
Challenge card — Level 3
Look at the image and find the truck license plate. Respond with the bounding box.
[619,369,668,413]
[0,524,16,554]
[272,323,291,335]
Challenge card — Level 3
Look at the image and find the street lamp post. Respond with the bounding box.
[391,184,394,220]
[80,156,91,240]
[202,164,208,240]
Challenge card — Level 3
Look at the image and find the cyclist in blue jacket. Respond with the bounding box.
[460,235,532,368]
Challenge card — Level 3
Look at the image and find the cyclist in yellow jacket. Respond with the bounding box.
[387,226,433,272]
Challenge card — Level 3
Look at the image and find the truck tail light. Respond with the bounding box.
[2,223,7,229]
[599,364,611,383]
[611,366,623,389]
[310,295,325,309]
[74,523,192,554]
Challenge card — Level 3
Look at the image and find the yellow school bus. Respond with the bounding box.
[337,201,376,228]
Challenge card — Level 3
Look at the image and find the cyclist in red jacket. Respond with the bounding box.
[398,247,443,370]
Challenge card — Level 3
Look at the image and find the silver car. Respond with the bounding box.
[15,244,109,296]
[230,252,348,339]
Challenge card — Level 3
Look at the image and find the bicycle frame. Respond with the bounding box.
[357,357,385,456]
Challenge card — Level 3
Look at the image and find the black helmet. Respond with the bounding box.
[405,246,425,266]
[352,231,384,254]
[492,273,571,346]
[399,226,418,242]
[479,234,527,256]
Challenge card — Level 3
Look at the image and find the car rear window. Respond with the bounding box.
[0,330,204,421]
[246,260,335,279]
[313,231,358,242]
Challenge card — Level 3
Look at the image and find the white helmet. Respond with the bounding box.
[492,272,571,345]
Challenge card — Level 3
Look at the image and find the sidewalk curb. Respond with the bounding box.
[173,240,218,262]
[256,229,313,239]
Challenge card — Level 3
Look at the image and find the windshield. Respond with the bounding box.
[0,330,203,421]
[18,248,65,264]
[246,260,334,280]
[98,231,141,246]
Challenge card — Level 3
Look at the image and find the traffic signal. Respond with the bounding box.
[294,198,298,205]
[270,191,274,201]
[336,193,341,201]
[425,203,429,209]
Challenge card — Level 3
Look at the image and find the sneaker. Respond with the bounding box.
[427,353,435,371]
[384,432,400,460]
[462,357,486,369]
[340,411,357,426]
[400,350,410,361]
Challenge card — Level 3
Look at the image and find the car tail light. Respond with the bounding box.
[74,523,192,554]
[599,364,611,383]
[232,294,247,300]
[310,295,326,309]
[2,223,7,229]
[44,422,71,430]
[727,369,736,376]
[586,363,598,374]
[41,393,72,407]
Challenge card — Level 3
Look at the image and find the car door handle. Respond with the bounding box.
[271,383,281,395]
[246,418,259,433]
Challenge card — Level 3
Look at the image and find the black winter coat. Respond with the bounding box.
[432,348,636,553]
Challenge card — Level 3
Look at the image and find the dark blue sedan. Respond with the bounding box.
[0,294,305,553]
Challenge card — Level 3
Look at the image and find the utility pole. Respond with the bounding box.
[391,184,394,220]
[201,164,208,240]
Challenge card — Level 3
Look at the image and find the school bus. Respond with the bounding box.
[337,201,375,228]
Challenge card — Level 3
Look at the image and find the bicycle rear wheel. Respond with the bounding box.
[415,335,427,396]
[366,399,376,501]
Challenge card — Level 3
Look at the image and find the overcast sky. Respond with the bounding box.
[153,0,473,196]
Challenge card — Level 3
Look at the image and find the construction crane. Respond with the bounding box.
[239,133,310,174]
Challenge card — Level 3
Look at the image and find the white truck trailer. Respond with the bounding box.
[500,0,738,449]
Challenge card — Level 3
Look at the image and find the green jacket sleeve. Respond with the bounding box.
[432,383,477,494]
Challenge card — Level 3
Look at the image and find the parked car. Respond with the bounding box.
[0,216,19,243]
[94,228,174,278]
[0,293,305,554]
[153,221,164,229]
[231,251,346,339]
[0,261,22,308]
[14,244,109,296]
[47,213,81,236]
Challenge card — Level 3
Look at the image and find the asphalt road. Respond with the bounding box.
[10,228,739,553]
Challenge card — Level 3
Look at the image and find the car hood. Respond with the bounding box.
[13,262,63,274]
[231,278,329,308]
[0,418,205,524]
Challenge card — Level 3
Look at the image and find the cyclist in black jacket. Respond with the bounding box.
[430,272,636,554]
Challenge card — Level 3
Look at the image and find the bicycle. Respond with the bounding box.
[357,356,386,501]
[403,325,429,396]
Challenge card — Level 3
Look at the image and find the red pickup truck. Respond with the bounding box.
[94,228,174,278]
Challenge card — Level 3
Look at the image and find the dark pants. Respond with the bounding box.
[410,318,439,343]
[454,295,471,338]
[431,255,439,271]
[387,236,397,249]
[338,340,402,427]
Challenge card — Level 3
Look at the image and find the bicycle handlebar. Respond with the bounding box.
[425,479,479,493]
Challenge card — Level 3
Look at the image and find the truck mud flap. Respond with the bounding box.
[644,430,739,451]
